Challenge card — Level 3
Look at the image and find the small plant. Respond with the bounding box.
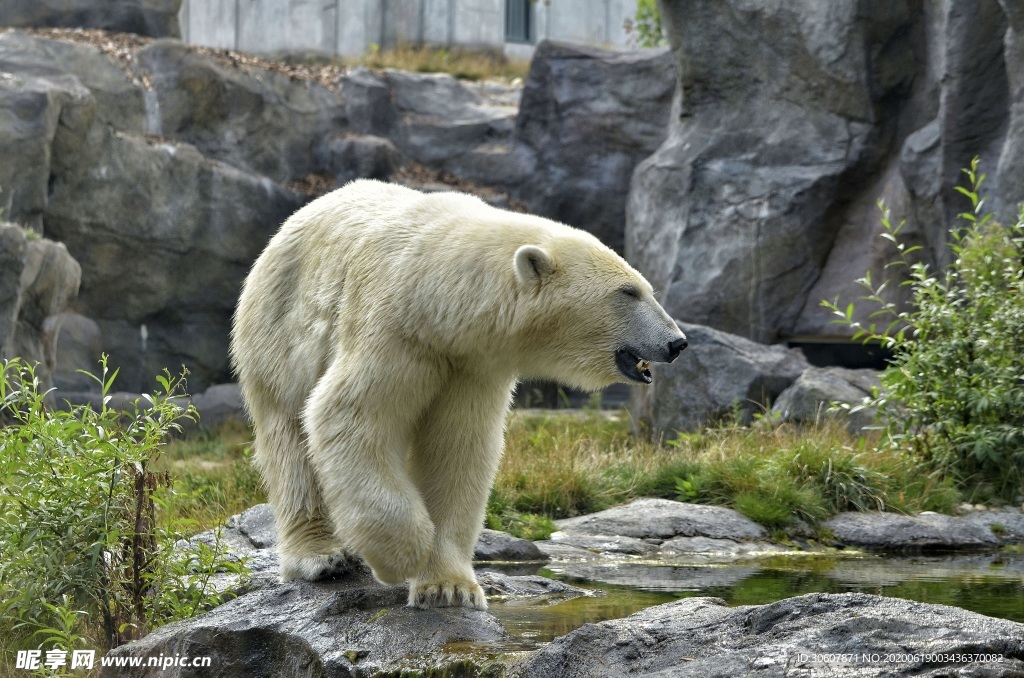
[0,358,247,652]
[625,0,666,48]
[823,158,1024,500]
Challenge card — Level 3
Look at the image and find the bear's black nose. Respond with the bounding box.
[667,337,688,362]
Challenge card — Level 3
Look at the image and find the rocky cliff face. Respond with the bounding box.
[627,0,1023,344]
[0,28,668,390]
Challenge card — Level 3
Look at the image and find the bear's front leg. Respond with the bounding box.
[407,376,514,610]
[304,358,439,586]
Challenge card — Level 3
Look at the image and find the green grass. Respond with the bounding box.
[154,420,265,530]
[489,411,961,537]
[155,411,962,542]
[349,43,530,81]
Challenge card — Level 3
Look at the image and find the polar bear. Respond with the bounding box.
[230,180,686,610]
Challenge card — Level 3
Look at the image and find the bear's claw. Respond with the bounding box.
[408,578,487,610]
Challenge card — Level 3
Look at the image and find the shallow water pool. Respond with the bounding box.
[482,552,1024,650]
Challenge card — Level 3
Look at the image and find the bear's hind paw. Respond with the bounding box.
[280,551,361,582]
[408,578,487,611]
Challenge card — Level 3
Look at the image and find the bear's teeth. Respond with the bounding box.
[636,358,651,372]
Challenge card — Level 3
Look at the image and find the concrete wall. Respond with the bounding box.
[180,0,641,58]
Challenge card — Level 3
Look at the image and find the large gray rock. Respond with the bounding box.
[314,133,404,186]
[44,127,303,391]
[474,528,549,562]
[631,321,809,435]
[101,573,509,677]
[0,225,27,351]
[0,59,94,232]
[514,41,675,252]
[136,40,347,184]
[554,498,767,542]
[770,366,881,431]
[510,593,1024,677]
[627,1,916,343]
[997,0,1024,215]
[825,511,1002,551]
[0,0,181,38]
[626,0,1024,344]
[387,69,518,167]
[0,224,81,389]
[336,66,525,190]
[0,31,146,133]
[52,311,102,391]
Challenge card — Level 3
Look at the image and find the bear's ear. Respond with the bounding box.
[514,245,555,287]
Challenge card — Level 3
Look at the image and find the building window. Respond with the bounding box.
[505,0,533,43]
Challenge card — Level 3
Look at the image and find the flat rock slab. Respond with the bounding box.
[510,593,1024,677]
[103,569,594,677]
[102,571,494,677]
[546,532,659,556]
[554,498,767,542]
[826,511,1002,551]
[962,509,1024,543]
[659,536,792,557]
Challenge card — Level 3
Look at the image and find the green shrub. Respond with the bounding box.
[0,358,247,652]
[627,0,666,47]
[824,158,1024,500]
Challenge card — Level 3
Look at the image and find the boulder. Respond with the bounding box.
[314,133,404,186]
[627,1,917,343]
[510,593,1024,677]
[0,224,81,389]
[386,69,517,166]
[0,225,27,351]
[625,0,1024,344]
[553,498,767,542]
[0,31,147,133]
[825,511,1001,551]
[514,41,675,252]
[189,383,246,430]
[0,0,181,38]
[44,128,303,391]
[631,322,809,436]
[474,529,549,562]
[770,366,881,431]
[0,61,94,232]
[136,40,347,183]
[52,311,102,391]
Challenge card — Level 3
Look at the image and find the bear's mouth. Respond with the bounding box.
[615,348,653,384]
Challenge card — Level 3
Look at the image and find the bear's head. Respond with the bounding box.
[512,234,687,392]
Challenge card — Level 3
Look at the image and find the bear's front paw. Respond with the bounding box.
[408,577,487,611]
[280,550,361,582]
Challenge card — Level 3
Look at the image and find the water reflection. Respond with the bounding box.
[479,551,1024,648]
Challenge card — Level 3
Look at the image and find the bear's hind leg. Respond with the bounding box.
[252,408,357,582]
[407,377,515,610]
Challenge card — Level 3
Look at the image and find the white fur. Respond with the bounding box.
[230,180,680,610]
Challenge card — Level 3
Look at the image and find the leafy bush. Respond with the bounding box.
[824,158,1024,499]
[0,358,246,652]
[625,0,665,48]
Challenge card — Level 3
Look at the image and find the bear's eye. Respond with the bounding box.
[620,286,640,299]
